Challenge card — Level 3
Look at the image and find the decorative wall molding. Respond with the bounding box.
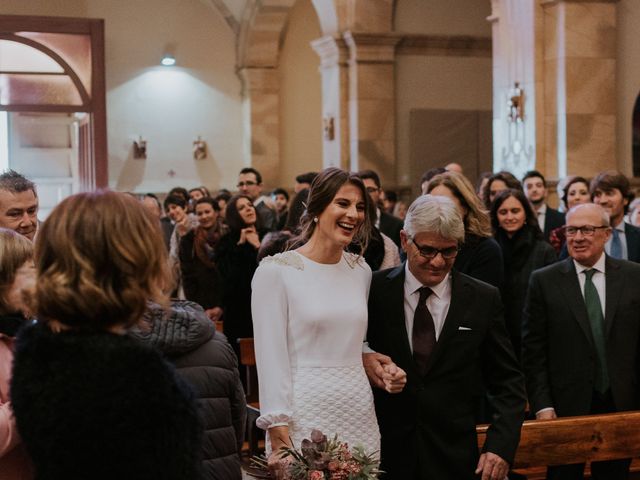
[395,34,492,58]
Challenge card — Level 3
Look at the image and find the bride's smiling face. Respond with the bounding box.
[315,183,366,247]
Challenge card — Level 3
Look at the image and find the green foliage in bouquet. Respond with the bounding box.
[249,429,382,480]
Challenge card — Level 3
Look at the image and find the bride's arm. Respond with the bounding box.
[251,261,294,448]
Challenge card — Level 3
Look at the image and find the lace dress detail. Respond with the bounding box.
[251,251,380,454]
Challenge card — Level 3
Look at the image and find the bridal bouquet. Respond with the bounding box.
[249,429,382,480]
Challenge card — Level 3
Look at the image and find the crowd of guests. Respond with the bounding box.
[0,161,639,479]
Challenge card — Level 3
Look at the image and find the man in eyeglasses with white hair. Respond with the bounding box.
[523,203,640,479]
[364,194,526,480]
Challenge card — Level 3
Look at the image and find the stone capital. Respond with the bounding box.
[311,35,350,68]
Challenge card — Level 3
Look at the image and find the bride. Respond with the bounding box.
[251,167,406,473]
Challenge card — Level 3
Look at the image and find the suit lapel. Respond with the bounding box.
[604,256,622,339]
[422,270,471,375]
[381,264,415,371]
[559,258,595,348]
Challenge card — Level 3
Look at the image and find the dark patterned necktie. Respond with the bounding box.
[610,228,623,259]
[412,286,435,376]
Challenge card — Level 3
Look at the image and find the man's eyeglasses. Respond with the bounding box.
[237,181,257,188]
[409,238,459,260]
[563,225,609,237]
[365,186,380,194]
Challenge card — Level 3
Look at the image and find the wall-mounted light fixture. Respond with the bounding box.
[193,136,207,160]
[161,54,176,66]
[133,136,147,159]
[508,82,524,123]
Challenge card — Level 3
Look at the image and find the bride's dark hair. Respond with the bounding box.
[287,167,372,255]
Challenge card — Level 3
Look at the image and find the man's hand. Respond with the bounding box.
[536,409,557,420]
[362,352,407,393]
[475,452,509,480]
[205,307,223,323]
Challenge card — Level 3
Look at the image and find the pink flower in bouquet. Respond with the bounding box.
[308,470,324,480]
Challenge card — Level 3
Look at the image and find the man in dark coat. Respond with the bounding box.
[522,203,640,479]
[522,170,565,242]
[358,169,403,247]
[365,194,526,480]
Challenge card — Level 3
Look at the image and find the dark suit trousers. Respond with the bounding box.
[547,390,631,480]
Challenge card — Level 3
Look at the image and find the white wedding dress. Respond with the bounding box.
[251,250,380,454]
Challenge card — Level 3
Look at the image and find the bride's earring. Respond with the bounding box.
[313,217,318,223]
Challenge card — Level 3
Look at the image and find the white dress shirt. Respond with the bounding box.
[536,203,547,231]
[403,262,452,352]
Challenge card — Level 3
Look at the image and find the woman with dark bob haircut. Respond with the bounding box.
[490,189,556,359]
[252,168,406,477]
[11,191,201,480]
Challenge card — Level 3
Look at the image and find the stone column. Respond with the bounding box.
[238,67,280,187]
[311,35,351,171]
[343,32,400,184]
[489,0,537,180]
[541,0,617,178]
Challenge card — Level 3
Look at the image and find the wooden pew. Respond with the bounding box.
[477,412,640,477]
[238,338,264,456]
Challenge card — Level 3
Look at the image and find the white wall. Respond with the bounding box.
[278,0,323,188]
[394,0,493,185]
[617,0,640,175]
[2,0,243,193]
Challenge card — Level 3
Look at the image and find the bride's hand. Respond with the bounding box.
[267,449,293,480]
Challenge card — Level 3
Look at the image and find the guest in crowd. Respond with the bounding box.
[490,189,556,358]
[271,187,289,231]
[0,228,35,480]
[383,189,398,215]
[164,193,198,297]
[523,203,640,479]
[294,171,317,193]
[284,188,309,234]
[475,171,492,204]
[0,170,39,241]
[628,198,640,227]
[549,176,590,253]
[237,167,277,231]
[522,170,565,242]
[214,190,232,221]
[445,162,463,174]
[591,171,640,262]
[168,186,190,204]
[11,191,201,480]
[142,193,173,250]
[427,171,504,288]
[419,167,447,194]
[359,169,403,247]
[131,301,246,480]
[393,201,408,220]
[365,194,526,479]
[179,197,227,323]
[483,171,522,210]
[215,194,263,360]
[348,200,400,271]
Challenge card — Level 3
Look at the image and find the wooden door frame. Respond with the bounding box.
[0,15,107,188]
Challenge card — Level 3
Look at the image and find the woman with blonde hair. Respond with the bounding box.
[427,171,504,288]
[0,228,35,480]
[10,191,201,480]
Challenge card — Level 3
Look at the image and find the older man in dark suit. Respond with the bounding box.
[365,195,526,480]
[523,203,640,479]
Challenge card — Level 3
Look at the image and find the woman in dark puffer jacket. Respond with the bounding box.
[131,301,246,480]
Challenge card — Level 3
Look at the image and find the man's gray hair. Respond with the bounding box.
[567,203,610,227]
[403,194,465,243]
[0,170,37,196]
